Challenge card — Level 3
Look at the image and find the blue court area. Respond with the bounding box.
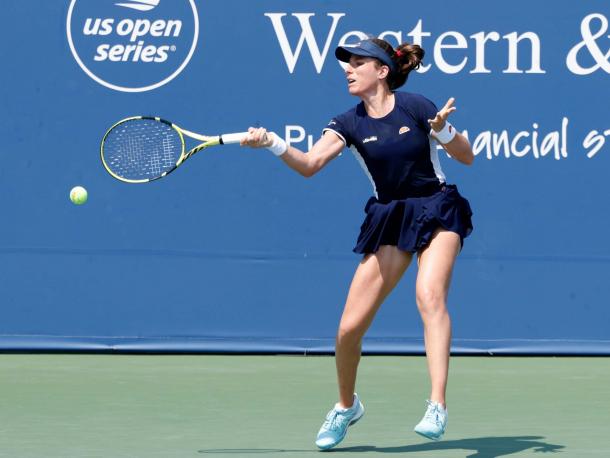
[1,0,609,355]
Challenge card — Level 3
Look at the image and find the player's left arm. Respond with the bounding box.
[428,97,474,166]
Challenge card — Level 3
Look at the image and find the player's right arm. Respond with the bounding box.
[241,127,344,178]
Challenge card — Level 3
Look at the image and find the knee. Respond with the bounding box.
[337,321,365,347]
[416,287,447,317]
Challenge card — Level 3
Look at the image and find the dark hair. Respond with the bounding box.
[370,38,424,90]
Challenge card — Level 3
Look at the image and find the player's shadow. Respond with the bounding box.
[335,435,565,456]
[197,435,564,456]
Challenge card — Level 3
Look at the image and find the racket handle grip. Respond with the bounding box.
[220,132,248,144]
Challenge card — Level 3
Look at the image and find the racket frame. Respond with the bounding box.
[100,116,243,184]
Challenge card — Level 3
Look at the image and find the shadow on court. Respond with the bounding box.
[332,436,565,456]
[198,436,565,456]
[198,450,311,454]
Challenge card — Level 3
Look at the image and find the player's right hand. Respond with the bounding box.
[241,127,273,148]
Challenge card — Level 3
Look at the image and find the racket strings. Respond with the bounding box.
[102,119,183,181]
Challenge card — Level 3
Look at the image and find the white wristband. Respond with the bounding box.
[432,122,457,144]
[266,133,287,157]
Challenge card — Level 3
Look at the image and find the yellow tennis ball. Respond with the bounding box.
[70,186,88,205]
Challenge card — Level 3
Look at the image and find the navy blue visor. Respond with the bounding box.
[335,39,395,72]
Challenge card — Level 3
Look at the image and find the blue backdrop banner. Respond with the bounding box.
[1,0,609,354]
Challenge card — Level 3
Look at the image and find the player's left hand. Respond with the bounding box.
[428,97,457,132]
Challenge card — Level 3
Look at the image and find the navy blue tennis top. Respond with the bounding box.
[323,91,446,202]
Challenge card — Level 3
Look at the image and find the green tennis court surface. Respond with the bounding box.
[1,355,608,457]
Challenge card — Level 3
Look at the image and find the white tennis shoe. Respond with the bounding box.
[413,400,448,440]
[315,393,364,450]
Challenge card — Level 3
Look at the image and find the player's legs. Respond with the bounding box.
[415,228,461,407]
[336,245,413,407]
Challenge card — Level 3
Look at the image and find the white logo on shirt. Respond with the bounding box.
[362,136,377,143]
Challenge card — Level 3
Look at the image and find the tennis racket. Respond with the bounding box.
[100,116,248,183]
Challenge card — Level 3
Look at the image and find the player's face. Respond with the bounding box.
[345,55,388,96]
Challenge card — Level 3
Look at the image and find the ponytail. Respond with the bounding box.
[370,38,424,90]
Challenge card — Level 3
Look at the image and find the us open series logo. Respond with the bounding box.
[66,0,199,92]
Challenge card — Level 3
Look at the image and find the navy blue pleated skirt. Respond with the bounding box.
[353,184,473,254]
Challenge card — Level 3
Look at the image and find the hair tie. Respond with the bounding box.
[395,49,403,58]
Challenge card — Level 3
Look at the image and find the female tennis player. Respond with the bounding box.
[241,37,474,449]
